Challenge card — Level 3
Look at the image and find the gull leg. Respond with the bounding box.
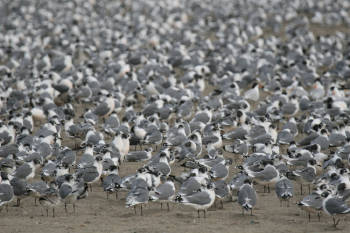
[300,184,303,195]
[333,216,340,228]
[203,209,206,218]
[140,204,143,216]
[161,203,163,209]
[15,198,21,207]
[198,209,200,218]
[65,203,68,213]
[73,204,76,214]
[115,192,118,200]
[106,192,109,200]
[167,203,170,212]
[268,184,270,193]
[134,206,137,215]
[46,208,49,217]
[308,213,311,222]
[220,200,224,209]
[53,208,55,218]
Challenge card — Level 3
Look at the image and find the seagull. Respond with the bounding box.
[0,172,14,212]
[289,159,317,194]
[310,79,325,100]
[277,128,294,145]
[93,94,115,118]
[52,78,73,94]
[175,182,216,218]
[321,191,350,227]
[0,157,16,174]
[202,127,223,150]
[223,139,248,156]
[38,184,60,217]
[213,180,230,209]
[77,145,95,168]
[229,171,250,192]
[80,128,104,147]
[149,176,175,211]
[147,152,171,177]
[75,85,93,103]
[190,106,212,124]
[125,148,153,162]
[297,192,323,222]
[75,156,103,192]
[103,112,120,136]
[27,180,49,206]
[275,176,294,207]
[125,178,149,216]
[58,174,76,213]
[245,161,280,193]
[12,158,41,181]
[102,165,122,200]
[10,177,31,207]
[177,174,205,197]
[223,127,248,140]
[237,179,257,215]
[244,82,260,102]
[143,122,163,149]
[59,175,88,214]
[209,159,232,180]
[111,131,130,162]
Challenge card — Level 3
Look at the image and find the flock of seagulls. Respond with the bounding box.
[2,0,350,230]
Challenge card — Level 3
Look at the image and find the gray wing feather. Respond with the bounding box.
[202,136,219,145]
[126,151,148,162]
[184,191,211,205]
[210,163,228,179]
[250,166,278,181]
[223,128,247,140]
[293,167,315,182]
[214,180,229,198]
[0,184,14,202]
[325,198,350,215]
[179,177,201,195]
[311,136,329,150]
[154,183,175,200]
[80,167,99,182]
[329,134,346,147]
[93,102,110,116]
[59,184,73,199]
[192,112,210,124]
[10,178,28,196]
[14,163,32,179]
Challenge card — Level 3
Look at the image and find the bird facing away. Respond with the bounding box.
[237,180,257,216]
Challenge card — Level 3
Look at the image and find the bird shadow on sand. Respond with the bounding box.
[322,226,344,232]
